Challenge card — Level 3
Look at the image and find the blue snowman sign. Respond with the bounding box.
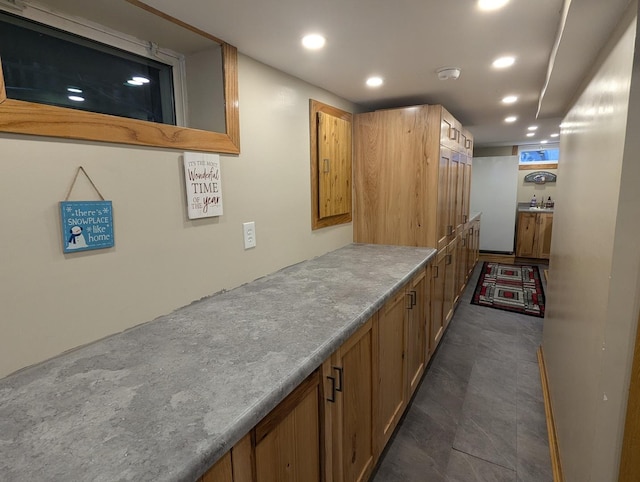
[60,200,114,253]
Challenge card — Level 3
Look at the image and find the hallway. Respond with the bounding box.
[371,263,553,482]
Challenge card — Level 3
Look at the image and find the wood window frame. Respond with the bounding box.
[0,0,240,155]
[309,99,352,230]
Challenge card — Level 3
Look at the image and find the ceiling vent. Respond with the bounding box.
[437,67,461,81]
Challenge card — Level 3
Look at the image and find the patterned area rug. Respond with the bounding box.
[471,262,545,318]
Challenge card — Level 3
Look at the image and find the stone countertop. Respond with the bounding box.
[0,243,436,482]
[517,202,554,213]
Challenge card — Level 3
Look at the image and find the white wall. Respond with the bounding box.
[543,3,640,480]
[0,54,354,378]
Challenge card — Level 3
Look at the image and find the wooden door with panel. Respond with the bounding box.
[538,213,553,259]
[430,250,447,354]
[437,146,452,251]
[406,268,428,399]
[317,111,352,220]
[516,212,539,258]
[375,287,409,453]
[443,236,459,327]
[199,452,233,482]
[254,372,322,482]
[324,317,376,482]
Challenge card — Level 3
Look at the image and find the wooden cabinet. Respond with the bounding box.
[443,237,458,327]
[516,211,553,259]
[430,250,447,353]
[376,288,409,452]
[538,213,553,258]
[324,318,376,482]
[355,104,457,250]
[466,219,480,278]
[406,267,430,397]
[353,104,477,361]
[200,452,233,482]
[254,372,322,482]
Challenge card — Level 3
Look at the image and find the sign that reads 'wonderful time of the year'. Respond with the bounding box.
[183,152,223,219]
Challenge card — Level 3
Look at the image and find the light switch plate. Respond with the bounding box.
[243,221,256,249]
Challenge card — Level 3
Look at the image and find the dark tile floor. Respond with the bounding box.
[371,262,552,482]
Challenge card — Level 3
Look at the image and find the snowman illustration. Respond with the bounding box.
[67,225,88,249]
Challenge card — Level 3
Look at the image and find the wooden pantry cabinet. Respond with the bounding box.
[353,104,477,361]
[515,211,553,259]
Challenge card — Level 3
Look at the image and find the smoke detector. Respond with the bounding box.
[437,67,462,80]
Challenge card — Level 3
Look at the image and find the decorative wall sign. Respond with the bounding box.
[524,171,557,184]
[60,201,114,253]
[60,166,114,254]
[183,152,223,219]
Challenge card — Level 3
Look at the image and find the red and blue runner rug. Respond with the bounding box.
[471,262,545,318]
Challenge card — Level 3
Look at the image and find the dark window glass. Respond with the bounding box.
[0,11,176,124]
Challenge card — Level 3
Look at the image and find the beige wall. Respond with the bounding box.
[0,54,354,378]
[543,3,640,480]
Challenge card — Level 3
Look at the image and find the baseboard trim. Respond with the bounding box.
[538,346,564,482]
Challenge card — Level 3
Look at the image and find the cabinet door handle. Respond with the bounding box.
[463,214,468,223]
[411,290,417,308]
[433,265,439,278]
[446,254,452,265]
[462,238,466,247]
[326,375,336,403]
[333,366,343,392]
[323,158,330,173]
[406,292,413,309]
[447,225,454,236]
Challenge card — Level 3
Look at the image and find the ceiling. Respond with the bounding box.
[32,0,633,147]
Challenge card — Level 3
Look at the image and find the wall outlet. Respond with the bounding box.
[243,221,256,249]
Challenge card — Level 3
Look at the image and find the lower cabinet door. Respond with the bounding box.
[199,452,233,482]
[406,268,427,398]
[325,317,376,482]
[376,289,408,452]
[254,372,321,482]
[431,250,447,353]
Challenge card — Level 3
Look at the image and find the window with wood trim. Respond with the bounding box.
[310,99,352,230]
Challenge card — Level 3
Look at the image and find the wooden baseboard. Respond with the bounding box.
[478,253,516,264]
[537,346,564,482]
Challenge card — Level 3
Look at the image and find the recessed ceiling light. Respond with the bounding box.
[302,34,326,50]
[132,76,150,84]
[67,87,83,94]
[505,116,517,123]
[528,125,538,131]
[501,95,518,104]
[492,56,515,69]
[541,140,549,144]
[478,0,509,11]
[127,79,144,86]
[68,95,85,102]
[366,76,383,87]
[526,132,535,137]
[550,133,559,138]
